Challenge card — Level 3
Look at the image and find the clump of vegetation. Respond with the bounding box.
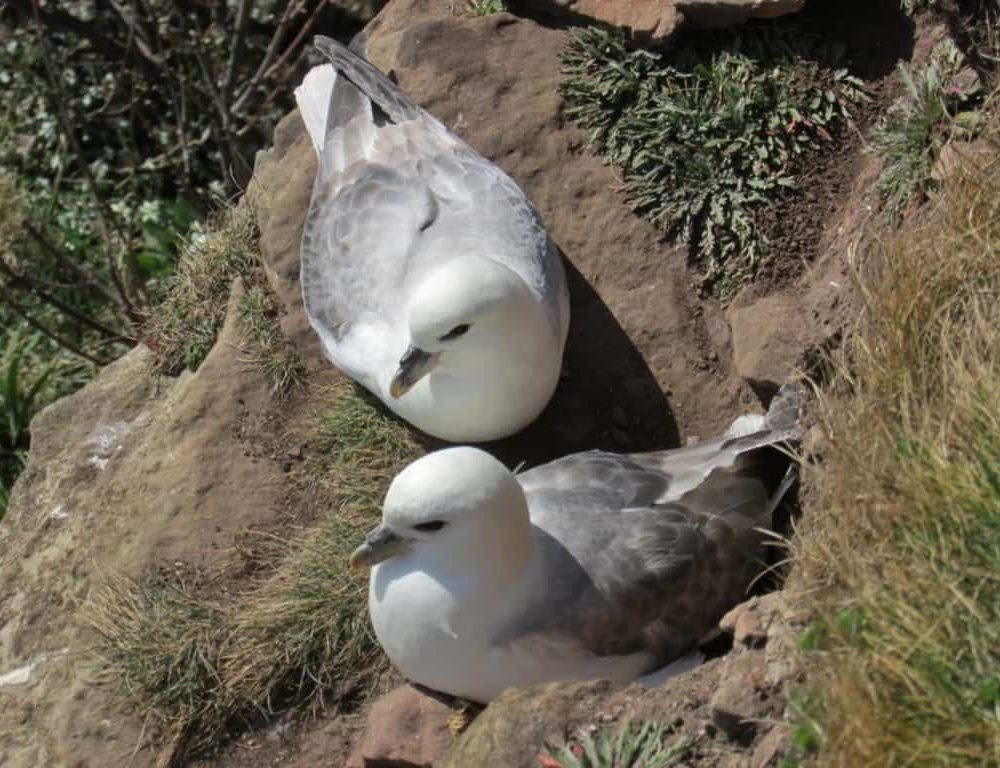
[870,38,986,221]
[87,384,423,760]
[0,2,383,518]
[0,334,58,519]
[467,0,507,15]
[791,130,1000,765]
[223,382,423,714]
[541,721,696,768]
[237,285,306,397]
[560,26,865,294]
[88,574,229,756]
[144,206,260,374]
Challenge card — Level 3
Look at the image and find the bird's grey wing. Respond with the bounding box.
[506,410,797,662]
[314,36,564,319]
[315,35,422,124]
[301,37,450,343]
[301,162,438,343]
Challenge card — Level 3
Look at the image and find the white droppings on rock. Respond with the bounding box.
[0,648,68,687]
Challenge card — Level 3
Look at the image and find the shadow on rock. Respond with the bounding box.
[488,253,679,470]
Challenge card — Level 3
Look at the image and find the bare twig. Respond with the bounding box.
[0,257,130,343]
[22,223,131,316]
[231,0,306,113]
[224,0,255,97]
[27,0,141,321]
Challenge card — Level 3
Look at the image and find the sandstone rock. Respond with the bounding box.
[728,295,805,401]
[345,686,455,768]
[515,0,805,45]
[751,723,791,768]
[710,650,767,744]
[0,283,285,767]
[679,0,806,29]
[441,662,723,768]
[930,138,994,186]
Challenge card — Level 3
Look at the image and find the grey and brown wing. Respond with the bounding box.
[509,443,788,663]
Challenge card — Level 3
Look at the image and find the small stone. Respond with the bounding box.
[751,724,791,768]
[710,652,766,745]
[734,610,768,649]
[346,685,455,768]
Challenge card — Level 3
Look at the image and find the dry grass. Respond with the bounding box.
[86,383,424,762]
[144,205,259,375]
[790,130,1000,765]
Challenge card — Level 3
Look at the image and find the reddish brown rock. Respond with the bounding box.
[346,686,455,768]
[514,0,805,45]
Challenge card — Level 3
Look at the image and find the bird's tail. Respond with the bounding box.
[294,63,338,156]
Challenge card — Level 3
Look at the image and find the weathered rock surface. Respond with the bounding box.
[429,591,806,766]
[515,0,805,45]
[345,686,456,768]
[0,281,294,767]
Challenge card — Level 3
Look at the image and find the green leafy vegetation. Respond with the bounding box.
[88,574,229,756]
[0,2,384,518]
[87,384,423,761]
[870,38,986,221]
[791,129,1000,766]
[560,26,864,294]
[467,0,507,15]
[542,721,695,768]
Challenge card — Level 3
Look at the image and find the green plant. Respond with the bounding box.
[467,0,506,15]
[221,384,424,714]
[542,721,695,768]
[88,573,229,757]
[0,334,58,519]
[869,39,983,222]
[560,26,864,294]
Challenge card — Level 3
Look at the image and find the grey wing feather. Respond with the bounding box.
[315,36,421,124]
[508,405,798,664]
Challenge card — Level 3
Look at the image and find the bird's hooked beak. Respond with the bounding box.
[349,524,410,571]
[389,346,439,399]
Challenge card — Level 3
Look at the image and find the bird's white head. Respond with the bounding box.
[387,256,564,442]
[349,447,533,581]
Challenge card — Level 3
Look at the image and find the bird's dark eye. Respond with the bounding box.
[438,324,471,342]
[413,520,447,533]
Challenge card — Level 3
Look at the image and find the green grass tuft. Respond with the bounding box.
[870,38,985,222]
[87,383,423,760]
[88,573,229,755]
[560,26,864,294]
[237,284,306,397]
[224,383,423,713]
[543,721,696,768]
[144,205,259,375]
